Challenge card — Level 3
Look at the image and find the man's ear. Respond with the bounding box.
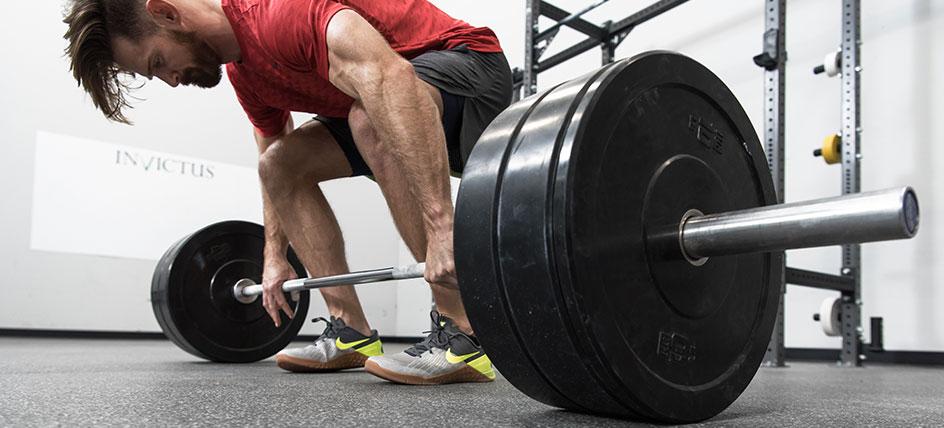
[145,0,182,30]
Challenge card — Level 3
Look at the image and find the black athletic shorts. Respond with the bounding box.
[311,46,513,177]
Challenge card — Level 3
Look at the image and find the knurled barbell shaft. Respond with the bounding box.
[680,187,919,260]
[236,187,918,300]
[237,263,425,298]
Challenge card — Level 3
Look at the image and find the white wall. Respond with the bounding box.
[0,1,423,337]
[466,0,941,351]
[1,0,940,351]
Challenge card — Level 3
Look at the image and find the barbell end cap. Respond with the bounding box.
[813,65,826,75]
[813,149,823,157]
[813,313,821,322]
[902,187,920,237]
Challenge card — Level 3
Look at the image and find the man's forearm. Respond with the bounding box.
[359,66,454,236]
[254,121,294,262]
[261,185,291,261]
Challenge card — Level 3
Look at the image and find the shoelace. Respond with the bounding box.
[310,316,345,343]
[405,311,469,356]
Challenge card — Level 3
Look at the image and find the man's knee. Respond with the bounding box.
[259,123,351,186]
[257,140,292,186]
[257,131,318,186]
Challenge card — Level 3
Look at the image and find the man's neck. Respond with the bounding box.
[194,0,241,63]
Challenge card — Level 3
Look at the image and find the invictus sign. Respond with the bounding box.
[115,150,217,179]
[31,132,261,260]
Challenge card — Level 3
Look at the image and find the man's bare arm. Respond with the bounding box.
[254,117,299,326]
[254,118,295,262]
[324,10,456,284]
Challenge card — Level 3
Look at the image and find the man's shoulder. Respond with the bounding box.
[238,0,319,29]
[223,0,261,15]
[224,0,281,34]
[248,0,336,72]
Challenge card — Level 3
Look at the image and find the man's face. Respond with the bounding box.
[112,29,223,88]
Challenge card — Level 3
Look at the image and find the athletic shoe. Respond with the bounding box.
[364,311,495,384]
[275,316,383,372]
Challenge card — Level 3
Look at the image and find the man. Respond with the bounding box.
[63,0,512,384]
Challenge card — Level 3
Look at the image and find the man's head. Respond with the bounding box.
[63,0,224,123]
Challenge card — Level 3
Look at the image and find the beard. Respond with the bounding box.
[170,30,223,88]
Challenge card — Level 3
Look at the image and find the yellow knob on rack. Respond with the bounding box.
[813,134,842,165]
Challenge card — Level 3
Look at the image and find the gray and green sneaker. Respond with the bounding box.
[364,311,495,384]
[276,316,383,372]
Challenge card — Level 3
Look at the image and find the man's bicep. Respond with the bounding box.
[325,9,411,99]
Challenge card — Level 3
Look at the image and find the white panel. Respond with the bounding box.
[30,132,263,261]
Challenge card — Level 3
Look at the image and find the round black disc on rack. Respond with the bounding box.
[151,221,309,363]
[456,51,781,423]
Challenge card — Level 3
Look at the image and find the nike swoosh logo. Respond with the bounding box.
[335,337,370,350]
[445,349,479,364]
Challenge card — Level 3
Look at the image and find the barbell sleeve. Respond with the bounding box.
[238,263,426,298]
[680,187,919,260]
[238,187,918,299]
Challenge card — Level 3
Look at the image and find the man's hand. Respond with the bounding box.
[262,257,299,327]
[425,230,458,289]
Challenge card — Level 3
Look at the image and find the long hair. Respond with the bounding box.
[62,0,157,123]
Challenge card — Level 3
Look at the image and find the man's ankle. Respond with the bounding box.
[438,311,475,336]
[345,318,373,337]
[331,313,372,337]
[350,323,373,337]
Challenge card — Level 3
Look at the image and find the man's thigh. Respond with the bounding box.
[409,47,514,174]
[320,65,494,178]
[315,47,513,178]
[276,119,355,183]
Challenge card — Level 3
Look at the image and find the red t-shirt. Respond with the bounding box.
[221,0,503,137]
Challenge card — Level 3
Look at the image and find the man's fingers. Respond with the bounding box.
[275,293,295,319]
[425,268,458,287]
[280,303,295,319]
[269,308,281,327]
[263,292,282,327]
[425,268,460,290]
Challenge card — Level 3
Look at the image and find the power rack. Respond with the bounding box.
[513,0,689,99]
[512,0,872,368]
[756,0,868,368]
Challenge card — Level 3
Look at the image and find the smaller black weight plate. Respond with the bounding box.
[151,221,309,363]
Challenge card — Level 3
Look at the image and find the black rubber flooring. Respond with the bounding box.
[1,337,942,426]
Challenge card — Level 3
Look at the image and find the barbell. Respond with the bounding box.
[151,51,920,423]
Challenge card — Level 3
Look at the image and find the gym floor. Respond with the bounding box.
[2,337,942,426]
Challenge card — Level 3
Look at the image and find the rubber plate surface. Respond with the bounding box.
[455,52,781,422]
[151,221,309,363]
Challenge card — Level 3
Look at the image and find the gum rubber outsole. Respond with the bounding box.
[275,352,368,373]
[363,359,494,385]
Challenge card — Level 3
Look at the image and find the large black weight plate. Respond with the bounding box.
[151,221,309,363]
[456,51,781,423]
